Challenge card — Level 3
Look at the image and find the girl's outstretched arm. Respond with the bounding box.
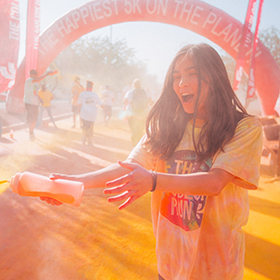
[104,161,235,210]
[42,160,234,208]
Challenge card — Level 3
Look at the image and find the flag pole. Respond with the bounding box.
[25,0,40,80]
[245,0,264,109]
[232,0,257,92]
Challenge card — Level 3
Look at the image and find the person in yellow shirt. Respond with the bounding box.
[37,84,57,128]
[71,76,85,128]
[42,44,263,280]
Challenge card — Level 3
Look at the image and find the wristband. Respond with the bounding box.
[150,170,157,192]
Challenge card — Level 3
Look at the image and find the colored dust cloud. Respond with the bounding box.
[0,112,279,279]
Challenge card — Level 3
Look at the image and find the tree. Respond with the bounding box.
[259,26,280,67]
[53,36,161,100]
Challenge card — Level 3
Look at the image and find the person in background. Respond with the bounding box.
[37,83,57,128]
[101,85,114,125]
[123,79,149,146]
[42,43,263,279]
[77,81,103,146]
[24,69,52,141]
[71,76,85,128]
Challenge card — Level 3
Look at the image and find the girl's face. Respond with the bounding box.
[172,55,210,119]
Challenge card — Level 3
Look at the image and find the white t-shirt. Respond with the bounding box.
[77,91,102,122]
[127,116,263,280]
[24,78,40,106]
[101,89,114,106]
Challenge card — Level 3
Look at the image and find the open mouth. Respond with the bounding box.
[182,94,194,103]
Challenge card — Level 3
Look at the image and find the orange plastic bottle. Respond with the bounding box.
[10,172,84,207]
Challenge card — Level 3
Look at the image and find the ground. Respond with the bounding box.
[0,107,279,280]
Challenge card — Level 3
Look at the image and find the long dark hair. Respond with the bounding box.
[144,43,248,161]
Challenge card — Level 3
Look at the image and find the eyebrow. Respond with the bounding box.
[172,66,195,74]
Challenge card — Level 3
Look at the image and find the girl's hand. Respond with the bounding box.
[40,196,62,206]
[40,173,80,206]
[104,161,153,210]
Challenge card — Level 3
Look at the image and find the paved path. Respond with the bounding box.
[0,99,72,135]
[0,107,279,280]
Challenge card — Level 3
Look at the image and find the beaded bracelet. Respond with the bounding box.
[150,170,157,192]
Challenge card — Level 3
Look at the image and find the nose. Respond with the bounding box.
[179,74,189,88]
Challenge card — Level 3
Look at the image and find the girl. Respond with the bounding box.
[43,43,263,279]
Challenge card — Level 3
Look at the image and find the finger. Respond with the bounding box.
[40,196,62,206]
[53,200,62,206]
[104,186,124,195]
[107,190,131,203]
[117,160,139,171]
[118,195,139,210]
[106,174,130,188]
[42,197,51,204]
[49,198,61,206]
[49,173,70,180]
[104,182,132,195]
[49,173,62,180]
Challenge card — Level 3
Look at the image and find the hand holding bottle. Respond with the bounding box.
[9,172,84,207]
[40,196,62,206]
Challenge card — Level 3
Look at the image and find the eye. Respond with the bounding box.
[189,71,197,76]
[173,74,181,81]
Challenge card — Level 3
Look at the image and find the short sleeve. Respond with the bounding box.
[211,117,263,190]
[127,135,157,170]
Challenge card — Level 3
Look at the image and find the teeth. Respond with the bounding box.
[182,93,193,97]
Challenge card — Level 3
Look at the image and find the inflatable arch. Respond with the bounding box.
[8,0,280,115]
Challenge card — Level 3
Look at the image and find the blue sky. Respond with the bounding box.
[19,0,280,81]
